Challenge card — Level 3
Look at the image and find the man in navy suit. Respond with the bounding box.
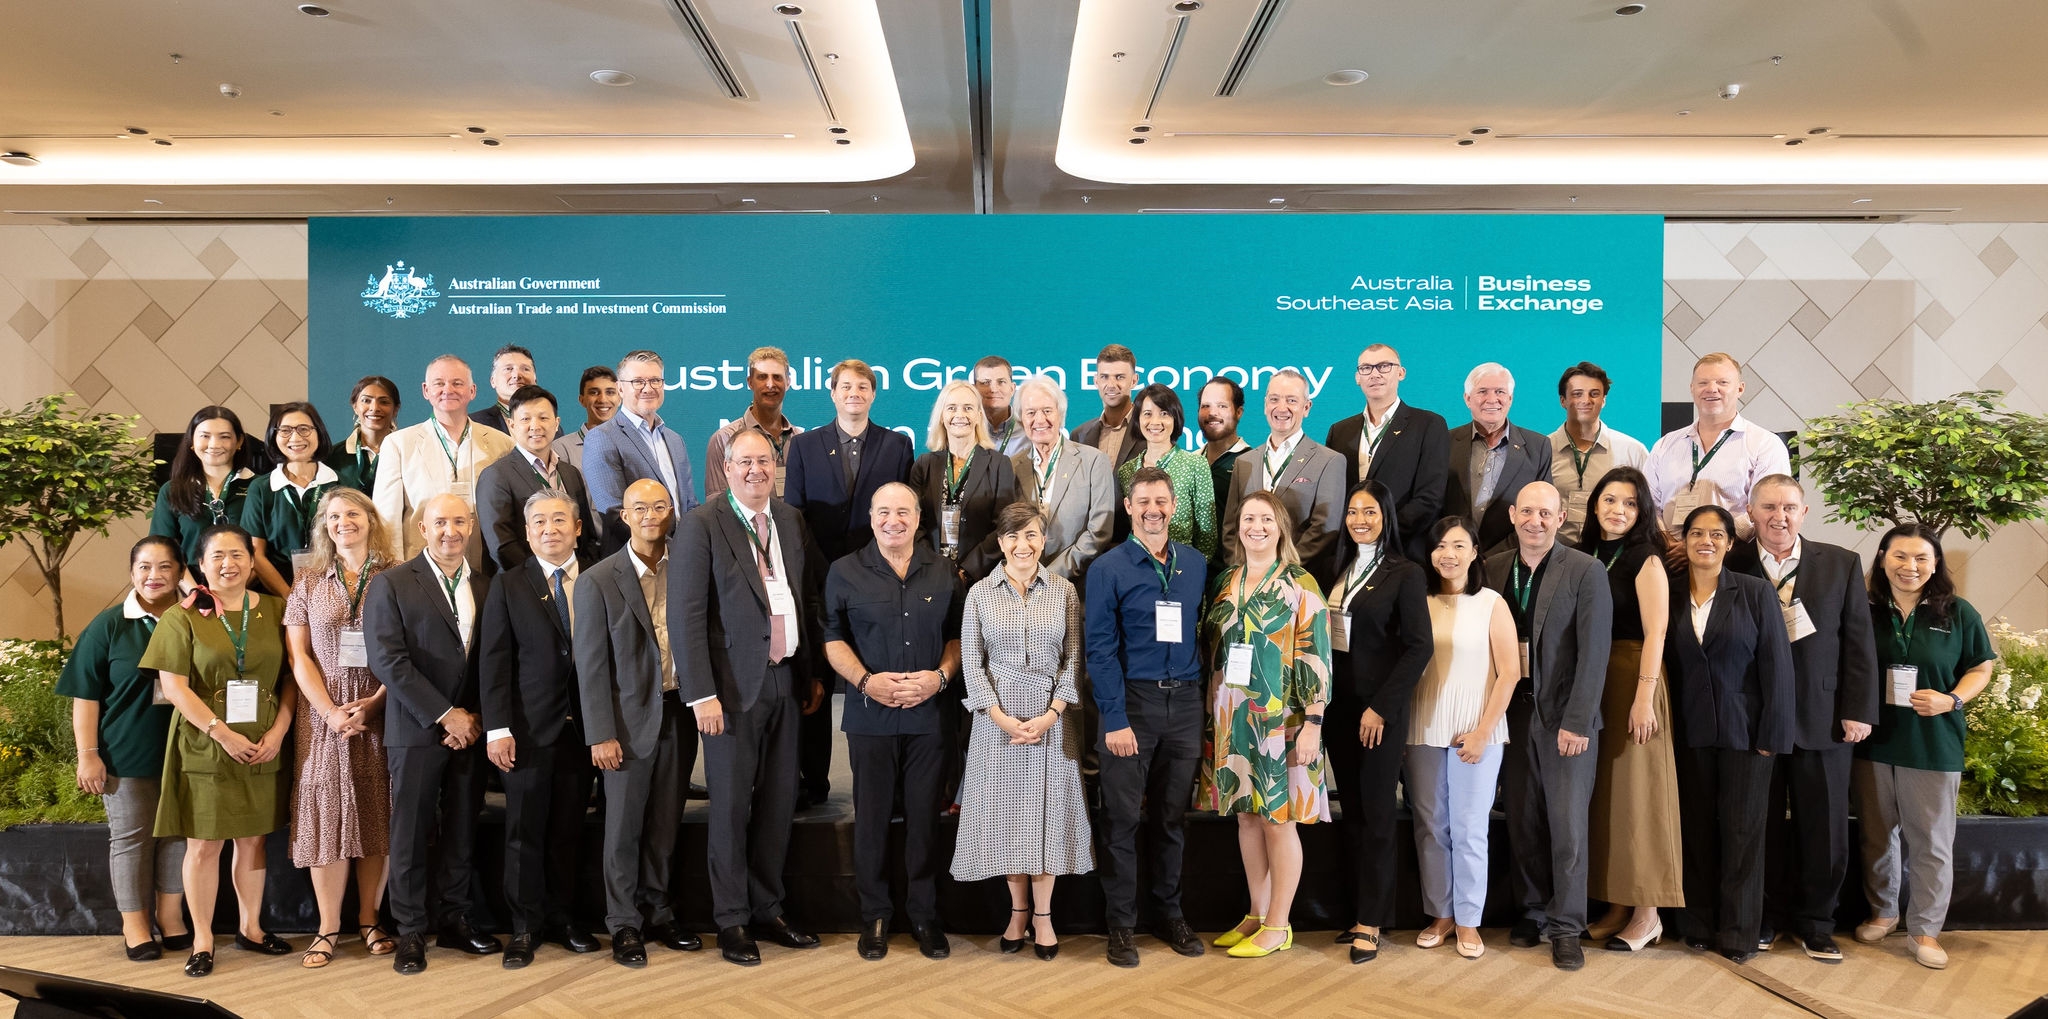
[582,350,699,554]
[781,359,914,807]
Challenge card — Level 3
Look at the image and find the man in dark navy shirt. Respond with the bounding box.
[821,481,962,963]
[1085,466,1209,967]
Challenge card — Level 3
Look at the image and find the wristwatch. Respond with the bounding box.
[1949,692,1965,711]
[1304,713,1325,726]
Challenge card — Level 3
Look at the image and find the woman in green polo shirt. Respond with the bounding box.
[242,402,341,597]
[325,375,399,493]
[59,535,193,962]
[150,406,254,591]
[1851,522,1994,971]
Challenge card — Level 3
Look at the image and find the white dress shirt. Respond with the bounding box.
[1548,420,1651,545]
[1759,537,1803,605]
[486,553,579,744]
[1691,589,1716,642]
[1260,430,1306,490]
[1644,414,1792,537]
[730,493,800,655]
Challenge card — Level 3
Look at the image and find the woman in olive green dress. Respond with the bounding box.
[141,524,298,978]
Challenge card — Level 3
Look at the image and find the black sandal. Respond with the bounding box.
[302,933,341,969]
[359,924,396,956]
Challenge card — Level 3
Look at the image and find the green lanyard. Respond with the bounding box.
[281,475,325,545]
[945,448,975,504]
[1264,441,1292,488]
[728,492,777,577]
[1235,560,1284,642]
[1771,563,1800,595]
[1127,534,1176,595]
[438,562,465,612]
[341,562,372,625]
[1363,416,1392,461]
[993,416,1016,450]
[1510,558,1537,612]
[219,592,252,676]
[1569,442,1597,486]
[432,421,471,481]
[528,451,558,488]
[1596,542,1625,572]
[1889,604,1917,661]
[1033,442,1062,503]
[356,442,374,480]
[1689,428,1735,486]
[203,475,232,524]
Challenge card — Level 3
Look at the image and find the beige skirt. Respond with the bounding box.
[1587,639,1685,907]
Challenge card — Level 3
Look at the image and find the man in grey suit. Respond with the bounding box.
[574,478,701,967]
[1221,369,1347,588]
[583,350,699,554]
[1011,374,1116,593]
[674,430,823,966]
[1483,481,1612,972]
[1444,362,1552,557]
[477,385,601,576]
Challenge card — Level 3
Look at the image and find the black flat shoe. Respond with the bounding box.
[392,933,427,975]
[749,916,819,950]
[544,924,601,954]
[234,931,293,955]
[126,939,163,962]
[911,919,949,960]
[1106,927,1138,968]
[1156,917,1204,958]
[1350,931,1381,964]
[501,932,535,969]
[437,919,502,955]
[183,951,213,977]
[160,932,193,952]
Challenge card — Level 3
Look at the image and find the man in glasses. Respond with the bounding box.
[1323,343,1450,562]
[582,350,700,555]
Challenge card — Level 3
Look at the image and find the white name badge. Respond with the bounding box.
[765,575,797,617]
[1887,664,1920,708]
[448,481,475,503]
[290,549,315,573]
[1155,601,1182,642]
[338,627,369,669]
[1225,643,1254,687]
[152,675,171,706]
[1783,598,1818,643]
[1329,611,1352,654]
[1566,488,1590,526]
[1666,485,1703,527]
[1519,640,1532,678]
[940,505,963,548]
[225,678,260,725]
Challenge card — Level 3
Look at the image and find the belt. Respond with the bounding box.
[1132,678,1200,689]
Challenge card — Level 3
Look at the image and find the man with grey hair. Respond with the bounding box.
[373,354,518,564]
[1010,373,1116,589]
[1220,368,1346,588]
[1443,362,1552,557]
[582,350,699,555]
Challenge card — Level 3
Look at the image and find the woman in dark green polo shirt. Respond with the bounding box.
[59,535,193,961]
[242,402,341,597]
[325,375,399,493]
[1851,522,1994,971]
[150,406,254,591]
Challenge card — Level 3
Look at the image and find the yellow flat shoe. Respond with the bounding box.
[1226,924,1294,958]
[1213,914,1264,948]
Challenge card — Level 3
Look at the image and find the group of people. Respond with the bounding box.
[59,340,1993,981]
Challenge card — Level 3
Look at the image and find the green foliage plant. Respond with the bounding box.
[1798,390,2048,541]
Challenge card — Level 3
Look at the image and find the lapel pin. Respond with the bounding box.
[924,595,933,602]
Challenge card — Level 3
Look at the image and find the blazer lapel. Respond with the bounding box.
[1703,568,1742,646]
[526,564,568,641]
[613,558,655,639]
[1529,552,1561,649]
[413,562,460,641]
[612,417,659,484]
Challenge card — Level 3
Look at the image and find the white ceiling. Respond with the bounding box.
[3,0,2047,221]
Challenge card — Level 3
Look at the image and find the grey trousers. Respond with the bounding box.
[1853,759,1959,938]
[600,696,692,934]
[102,775,184,913]
[1502,691,1599,939]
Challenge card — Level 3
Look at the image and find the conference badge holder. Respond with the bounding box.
[1155,601,1182,643]
[1567,488,1590,528]
[1520,640,1532,679]
[226,678,260,725]
[940,506,964,553]
[449,481,474,503]
[1225,643,1253,687]
[1330,611,1351,654]
[766,575,797,618]
[1667,486,1703,527]
[1783,598,1817,643]
[338,627,369,669]
[291,548,315,574]
[1886,664,1919,708]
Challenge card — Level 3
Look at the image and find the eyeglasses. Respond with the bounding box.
[275,425,317,439]
[1356,362,1401,376]
[620,377,666,391]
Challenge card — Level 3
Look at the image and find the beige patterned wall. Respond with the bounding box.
[0,222,2043,638]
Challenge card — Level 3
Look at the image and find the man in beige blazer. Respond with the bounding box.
[374,354,517,566]
[1009,374,1116,595]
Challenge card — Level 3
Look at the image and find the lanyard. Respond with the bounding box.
[528,451,558,488]
[1689,427,1735,486]
[432,421,471,481]
[1127,534,1176,595]
[945,448,974,504]
[1264,441,1292,488]
[1596,542,1625,572]
[1889,604,1917,661]
[1770,562,1800,594]
[1569,440,1597,486]
[1510,558,1537,612]
[1234,560,1284,642]
[1363,415,1392,460]
[1349,543,1383,587]
[281,475,325,543]
[438,562,465,613]
[356,438,374,480]
[1033,442,1062,502]
[203,474,232,524]
[341,562,372,625]
[993,416,1016,450]
[220,592,252,675]
[729,492,776,577]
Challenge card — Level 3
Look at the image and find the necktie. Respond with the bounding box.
[755,512,788,662]
[551,568,572,634]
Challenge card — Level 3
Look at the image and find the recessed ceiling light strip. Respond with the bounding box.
[1142,15,1192,122]
[787,20,840,125]
[661,0,751,100]
[504,133,798,139]
[1216,0,1289,98]
[1161,131,1454,139]
[1495,133,1785,140]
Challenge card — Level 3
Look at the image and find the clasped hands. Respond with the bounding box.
[211,723,285,766]
[993,707,1057,745]
[323,696,377,738]
[864,670,943,710]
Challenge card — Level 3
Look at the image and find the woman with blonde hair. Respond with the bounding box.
[907,379,1020,580]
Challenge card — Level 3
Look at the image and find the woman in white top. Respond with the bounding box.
[1406,516,1519,959]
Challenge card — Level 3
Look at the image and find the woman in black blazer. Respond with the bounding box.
[1324,478,1433,963]
[905,380,1021,582]
[1664,504,1795,964]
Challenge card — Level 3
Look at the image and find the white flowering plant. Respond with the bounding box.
[1961,621,2048,816]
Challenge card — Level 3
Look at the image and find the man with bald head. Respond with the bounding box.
[364,492,500,973]
[372,355,517,565]
[1483,481,1612,971]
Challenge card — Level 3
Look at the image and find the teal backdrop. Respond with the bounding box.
[310,214,1662,495]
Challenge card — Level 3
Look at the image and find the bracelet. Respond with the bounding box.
[857,673,870,695]
[79,747,98,754]
[1637,676,1658,684]
[204,718,221,733]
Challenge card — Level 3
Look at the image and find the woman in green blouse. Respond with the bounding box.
[1852,522,1994,971]
[59,535,191,961]
[150,406,253,591]
[242,402,342,597]
[326,375,399,493]
[1115,384,1218,561]
[140,524,298,977]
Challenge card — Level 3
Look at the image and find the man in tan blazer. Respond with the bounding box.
[373,354,517,566]
[1008,374,1115,595]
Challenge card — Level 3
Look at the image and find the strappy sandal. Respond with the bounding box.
[358,924,396,956]
[302,932,341,969]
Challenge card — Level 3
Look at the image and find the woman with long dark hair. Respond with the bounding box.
[242,402,341,597]
[150,406,253,589]
[328,376,400,492]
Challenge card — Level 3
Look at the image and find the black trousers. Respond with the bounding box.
[704,666,800,929]
[1763,744,1853,936]
[501,730,595,933]
[1096,680,1205,930]
[847,731,946,924]
[386,742,484,936]
[1676,745,1776,951]
[799,685,834,802]
[1327,688,1407,929]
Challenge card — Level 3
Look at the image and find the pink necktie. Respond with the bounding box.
[755,512,788,663]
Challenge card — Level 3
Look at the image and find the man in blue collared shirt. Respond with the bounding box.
[1084,466,1207,967]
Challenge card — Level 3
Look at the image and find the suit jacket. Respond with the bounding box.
[1664,567,1797,754]
[1443,421,1552,557]
[1070,414,1145,474]
[479,555,589,748]
[581,411,700,541]
[1221,435,1348,589]
[363,554,490,748]
[1324,403,1451,561]
[1485,544,1612,735]
[1729,538,1881,749]
[906,447,1020,581]
[672,498,824,713]
[572,547,670,759]
[469,403,511,438]
[475,450,602,576]
[370,418,517,562]
[1329,550,1434,722]
[782,423,915,563]
[1010,440,1116,592]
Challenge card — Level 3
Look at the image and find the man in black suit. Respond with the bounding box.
[1070,343,1145,470]
[1323,342,1451,562]
[362,492,502,974]
[675,430,824,966]
[469,343,537,437]
[782,358,913,808]
[477,385,602,576]
[1732,474,1880,962]
[1445,362,1552,557]
[575,479,701,967]
[479,487,600,968]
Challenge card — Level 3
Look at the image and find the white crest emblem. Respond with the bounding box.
[361,260,440,318]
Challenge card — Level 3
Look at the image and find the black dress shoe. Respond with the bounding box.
[749,916,819,949]
[611,926,646,967]
[125,939,163,962]
[686,782,710,800]
[437,919,502,955]
[645,921,701,952]
[1333,930,1359,944]
[1509,918,1544,948]
[1801,932,1844,962]
[1721,946,1758,965]
[1684,935,1713,953]
[1106,927,1139,968]
[183,951,213,977]
[160,931,194,952]
[718,926,761,967]
[501,933,535,969]
[857,919,888,961]
[1350,931,1381,964]
[1551,935,1585,971]
[1757,925,1777,952]
[234,931,293,955]
[544,924,601,954]
[910,919,949,960]
[1156,917,1204,958]
[393,933,428,975]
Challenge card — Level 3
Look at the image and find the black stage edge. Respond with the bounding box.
[4,811,2044,937]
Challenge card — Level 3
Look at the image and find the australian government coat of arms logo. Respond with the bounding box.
[361,261,440,318]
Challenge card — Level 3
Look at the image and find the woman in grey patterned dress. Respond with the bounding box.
[951,502,1094,960]
[283,487,397,967]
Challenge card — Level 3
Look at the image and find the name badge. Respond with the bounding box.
[1783,598,1817,643]
[1566,488,1590,527]
[226,678,260,725]
[338,627,369,669]
[1155,601,1182,642]
[1329,611,1352,654]
[1666,485,1703,528]
[448,481,475,503]
[1886,664,1919,708]
[1519,640,1532,679]
[1225,643,1254,687]
[765,575,797,617]
[290,549,315,573]
[152,674,171,706]
[940,505,963,548]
